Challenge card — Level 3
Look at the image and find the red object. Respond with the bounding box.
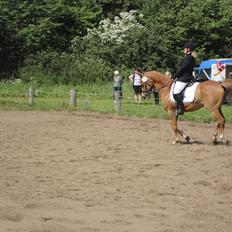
[216,61,225,72]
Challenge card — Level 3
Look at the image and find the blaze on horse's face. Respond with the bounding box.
[141,76,152,99]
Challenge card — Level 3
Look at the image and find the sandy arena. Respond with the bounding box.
[0,111,231,232]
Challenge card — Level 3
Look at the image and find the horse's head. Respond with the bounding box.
[141,71,173,99]
[141,76,154,99]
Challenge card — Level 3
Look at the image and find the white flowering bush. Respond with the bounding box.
[87,10,144,45]
[69,10,145,82]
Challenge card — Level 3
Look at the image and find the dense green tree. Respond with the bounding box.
[0,3,24,79]
[0,0,103,79]
[139,0,232,72]
[1,0,232,82]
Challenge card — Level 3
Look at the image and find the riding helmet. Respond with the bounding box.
[183,42,195,51]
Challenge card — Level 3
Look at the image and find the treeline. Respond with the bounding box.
[0,0,232,84]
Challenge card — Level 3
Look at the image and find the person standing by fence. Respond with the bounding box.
[152,87,159,106]
[113,70,122,100]
[128,68,143,104]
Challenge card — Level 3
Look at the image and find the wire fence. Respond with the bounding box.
[0,86,160,114]
[0,85,231,113]
[1,85,232,125]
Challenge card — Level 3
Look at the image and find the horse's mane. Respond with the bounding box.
[144,70,173,85]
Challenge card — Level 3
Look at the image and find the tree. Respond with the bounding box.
[1,0,232,82]
[0,3,24,79]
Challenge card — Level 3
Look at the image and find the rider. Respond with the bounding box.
[172,42,196,116]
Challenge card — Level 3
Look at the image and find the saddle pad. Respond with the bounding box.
[169,82,199,103]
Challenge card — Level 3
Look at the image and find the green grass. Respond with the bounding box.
[0,81,232,124]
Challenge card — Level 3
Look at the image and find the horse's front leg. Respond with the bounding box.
[168,110,190,144]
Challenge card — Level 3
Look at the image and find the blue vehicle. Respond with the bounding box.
[194,58,232,82]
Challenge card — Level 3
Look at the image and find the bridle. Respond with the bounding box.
[142,78,153,98]
[142,76,172,97]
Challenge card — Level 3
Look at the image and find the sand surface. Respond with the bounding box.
[0,111,231,232]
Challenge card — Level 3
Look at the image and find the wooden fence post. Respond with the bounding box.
[70,88,77,107]
[83,99,89,109]
[114,80,121,112]
[28,87,34,105]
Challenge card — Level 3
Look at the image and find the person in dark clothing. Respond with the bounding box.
[172,42,196,116]
[152,87,159,105]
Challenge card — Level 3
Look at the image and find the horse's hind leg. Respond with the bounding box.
[217,108,228,144]
[219,108,225,139]
[211,108,225,144]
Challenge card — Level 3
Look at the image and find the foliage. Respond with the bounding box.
[19,51,113,85]
[86,10,144,45]
[1,0,232,82]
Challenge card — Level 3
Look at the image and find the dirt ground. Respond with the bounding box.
[0,111,232,232]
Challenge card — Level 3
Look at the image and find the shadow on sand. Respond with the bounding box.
[180,140,231,146]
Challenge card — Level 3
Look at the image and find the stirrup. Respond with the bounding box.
[176,108,184,116]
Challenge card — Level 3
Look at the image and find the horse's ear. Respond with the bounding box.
[142,76,148,83]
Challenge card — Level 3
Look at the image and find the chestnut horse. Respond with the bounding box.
[141,71,232,144]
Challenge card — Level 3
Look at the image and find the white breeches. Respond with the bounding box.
[173,81,188,94]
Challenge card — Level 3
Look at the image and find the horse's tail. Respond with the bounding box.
[222,79,232,103]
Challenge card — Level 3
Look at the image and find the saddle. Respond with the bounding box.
[170,81,199,103]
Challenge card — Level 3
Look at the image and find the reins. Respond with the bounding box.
[156,81,173,93]
[142,73,173,96]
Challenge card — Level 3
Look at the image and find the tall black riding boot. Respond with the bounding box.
[173,93,184,116]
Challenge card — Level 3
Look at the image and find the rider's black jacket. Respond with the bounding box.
[173,52,196,83]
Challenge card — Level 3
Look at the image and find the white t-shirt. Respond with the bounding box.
[129,73,141,86]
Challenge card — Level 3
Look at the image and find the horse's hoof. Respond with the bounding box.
[185,136,190,143]
[173,140,180,144]
[212,136,217,144]
[220,138,230,145]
